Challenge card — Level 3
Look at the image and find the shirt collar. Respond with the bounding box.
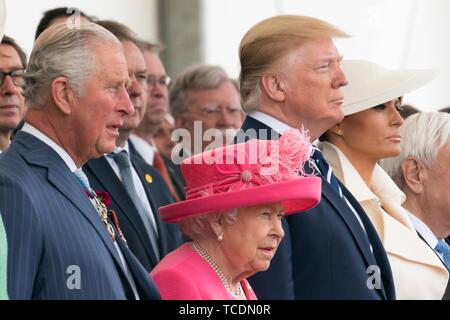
[129,134,156,165]
[407,211,439,249]
[248,111,295,135]
[22,122,78,173]
[109,140,130,157]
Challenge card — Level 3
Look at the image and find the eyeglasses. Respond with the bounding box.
[194,104,243,119]
[0,70,26,88]
[147,75,171,88]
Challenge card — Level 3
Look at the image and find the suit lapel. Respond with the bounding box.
[131,155,169,256]
[241,116,392,299]
[321,180,376,267]
[14,132,128,276]
[243,117,376,266]
[85,157,160,266]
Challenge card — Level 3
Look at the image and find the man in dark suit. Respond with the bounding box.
[236,15,395,300]
[84,21,182,272]
[130,41,185,201]
[0,22,160,299]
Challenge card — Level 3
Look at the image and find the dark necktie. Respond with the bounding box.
[311,147,343,198]
[112,150,160,261]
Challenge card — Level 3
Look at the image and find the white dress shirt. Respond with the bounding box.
[408,213,442,259]
[248,111,294,135]
[129,134,156,166]
[22,123,140,299]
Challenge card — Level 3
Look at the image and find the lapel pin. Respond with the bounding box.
[145,174,153,184]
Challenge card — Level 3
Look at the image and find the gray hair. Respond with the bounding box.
[23,22,121,107]
[170,64,232,116]
[179,209,239,241]
[380,112,450,189]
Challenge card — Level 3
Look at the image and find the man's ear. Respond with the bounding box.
[402,158,426,194]
[260,74,285,103]
[51,77,75,115]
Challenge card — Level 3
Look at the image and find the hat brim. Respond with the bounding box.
[342,60,437,116]
[159,177,321,222]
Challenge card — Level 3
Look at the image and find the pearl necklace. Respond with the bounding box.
[190,241,244,299]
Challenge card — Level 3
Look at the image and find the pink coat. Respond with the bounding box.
[150,243,258,300]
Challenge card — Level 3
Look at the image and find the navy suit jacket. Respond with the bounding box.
[83,146,183,272]
[0,132,160,300]
[238,116,396,300]
[129,142,186,201]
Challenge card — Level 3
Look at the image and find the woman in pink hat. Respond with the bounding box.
[150,129,321,300]
[320,60,449,299]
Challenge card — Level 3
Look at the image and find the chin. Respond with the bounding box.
[98,141,116,155]
[378,149,401,160]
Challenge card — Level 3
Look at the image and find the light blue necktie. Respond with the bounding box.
[73,168,95,196]
[435,240,450,270]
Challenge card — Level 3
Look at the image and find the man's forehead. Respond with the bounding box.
[0,44,19,58]
[0,45,22,67]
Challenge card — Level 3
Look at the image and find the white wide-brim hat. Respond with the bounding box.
[0,0,6,41]
[341,60,437,116]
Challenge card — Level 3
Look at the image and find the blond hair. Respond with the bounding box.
[239,15,348,112]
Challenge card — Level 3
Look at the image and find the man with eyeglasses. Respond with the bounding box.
[131,42,186,201]
[83,21,182,272]
[0,35,27,152]
[170,64,244,159]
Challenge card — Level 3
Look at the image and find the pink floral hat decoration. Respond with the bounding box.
[159,129,321,222]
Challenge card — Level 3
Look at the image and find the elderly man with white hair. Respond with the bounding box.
[381,111,450,299]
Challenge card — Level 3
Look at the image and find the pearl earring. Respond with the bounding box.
[217,234,224,242]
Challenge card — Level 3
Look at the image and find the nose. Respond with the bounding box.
[332,65,349,89]
[127,77,144,99]
[149,81,167,98]
[391,106,404,127]
[0,75,22,96]
[118,86,134,115]
[217,108,237,129]
[271,218,285,241]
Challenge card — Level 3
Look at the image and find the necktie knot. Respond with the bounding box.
[74,168,92,192]
[112,150,131,170]
[310,146,344,198]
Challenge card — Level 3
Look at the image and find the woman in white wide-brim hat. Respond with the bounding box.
[319,59,449,299]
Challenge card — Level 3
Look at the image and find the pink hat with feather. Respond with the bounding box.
[159,129,321,222]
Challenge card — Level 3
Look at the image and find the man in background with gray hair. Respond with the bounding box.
[381,111,450,299]
[0,35,27,152]
[0,22,160,299]
[130,41,185,201]
[170,64,244,160]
